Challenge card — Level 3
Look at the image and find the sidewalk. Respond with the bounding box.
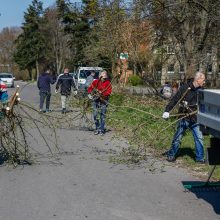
[120,85,158,95]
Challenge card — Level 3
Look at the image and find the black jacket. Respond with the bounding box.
[56,73,76,96]
[165,81,202,122]
[37,73,56,92]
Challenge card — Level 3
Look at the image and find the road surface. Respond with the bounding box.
[0,81,219,220]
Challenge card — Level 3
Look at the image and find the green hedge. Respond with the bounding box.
[128,75,143,86]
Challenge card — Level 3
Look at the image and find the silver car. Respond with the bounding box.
[0,73,15,88]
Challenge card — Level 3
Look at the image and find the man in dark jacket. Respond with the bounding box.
[55,68,77,114]
[37,67,56,112]
[162,71,206,163]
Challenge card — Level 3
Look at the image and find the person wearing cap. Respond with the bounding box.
[55,68,77,114]
[0,79,9,106]
[87,70,112,135]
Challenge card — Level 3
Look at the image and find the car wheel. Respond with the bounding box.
[11,83,14,88]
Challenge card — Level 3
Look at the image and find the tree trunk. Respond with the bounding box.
[161,64,167,85]
[28,68,32,81]
[36,60,39,80]
[185,59,197,79]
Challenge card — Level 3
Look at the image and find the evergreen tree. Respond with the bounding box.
[83,0,128,71]
[14,0,47,80]
[56,0,99,67]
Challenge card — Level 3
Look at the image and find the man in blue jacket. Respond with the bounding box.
[37,67,56,112]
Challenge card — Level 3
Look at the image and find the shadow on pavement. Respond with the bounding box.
[182,181,220,215]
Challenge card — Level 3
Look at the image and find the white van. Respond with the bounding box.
[75,67,103,89]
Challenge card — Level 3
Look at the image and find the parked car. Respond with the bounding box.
[0,73,15,88]
[75,67,103,90]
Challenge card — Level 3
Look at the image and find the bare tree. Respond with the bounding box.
[0,27,22,71]
[83,0,129,72]
[151,0,220,78]
[43,6,71,74]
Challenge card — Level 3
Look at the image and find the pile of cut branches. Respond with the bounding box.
[0,86,59,166]
[106,88,204,166]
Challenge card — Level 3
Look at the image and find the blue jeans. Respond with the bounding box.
[39,90,51,110]
[92,100,108,132]
[167,119,204,161]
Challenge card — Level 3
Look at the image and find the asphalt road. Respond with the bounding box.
[0,81,219,220]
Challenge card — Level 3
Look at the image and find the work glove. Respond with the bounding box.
[88,94,93,100]
[73,90,77,95]
[55,89,58,94]
[162,112,170,119]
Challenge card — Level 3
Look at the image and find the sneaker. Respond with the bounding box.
[94,130,99,135]
[39,109,45,113]
[196,159,206,164]
[167,156,176,162]
[162,151,168,156]
[62,108,66,114]
[45,109,52,113]
[99,132,104,136]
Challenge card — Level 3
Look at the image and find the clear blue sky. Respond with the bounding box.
[0,0,56,30]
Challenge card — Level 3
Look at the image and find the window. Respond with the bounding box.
[79,70,100,79]
[206,46,212,55]
[207,64,212,73]
[168,64,174,73]
[0,74,12,78]
[167,46,175,55]
[179,64,184,72]
[155,64,162,71]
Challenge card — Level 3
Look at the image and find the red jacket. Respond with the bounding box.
[0,81,7,92]
[87,79,112,97]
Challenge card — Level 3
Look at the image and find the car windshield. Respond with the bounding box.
[79,70,100,79]
[0,74,12,78]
